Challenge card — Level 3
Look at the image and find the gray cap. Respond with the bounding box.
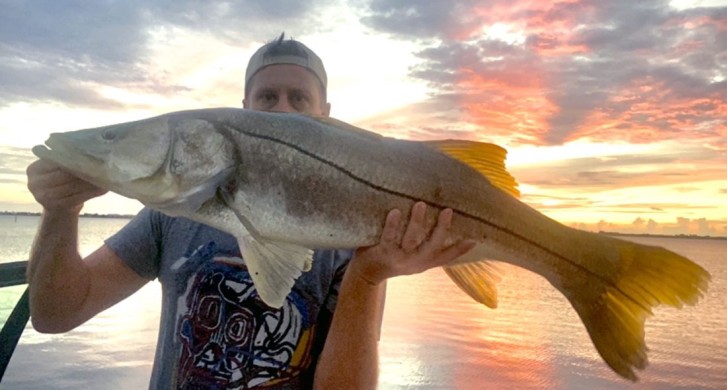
[245,33,327,92]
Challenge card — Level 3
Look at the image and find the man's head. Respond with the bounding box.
[243,34,330,117]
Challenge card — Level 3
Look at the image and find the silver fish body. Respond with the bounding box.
[33,108,710,381]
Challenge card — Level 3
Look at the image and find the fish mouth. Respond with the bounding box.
[34,134,103,163]
[32,135,106,185]
[33,134,147,200]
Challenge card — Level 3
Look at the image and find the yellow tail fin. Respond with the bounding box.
[566,235,710,381]
[425,138,711,381]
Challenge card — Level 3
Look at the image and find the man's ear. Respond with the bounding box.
[322,102,331,117]
[242,98,249,109]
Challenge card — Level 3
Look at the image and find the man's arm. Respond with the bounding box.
[314,202,475,389]
[26,160,148,333]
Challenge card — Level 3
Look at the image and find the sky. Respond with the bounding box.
[0,0,725,237]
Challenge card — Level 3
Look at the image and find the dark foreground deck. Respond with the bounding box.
[0,261,29,383]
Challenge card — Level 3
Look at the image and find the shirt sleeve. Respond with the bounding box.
[104,207,163,280]
[322,249,353,313]
[324,249,386,340]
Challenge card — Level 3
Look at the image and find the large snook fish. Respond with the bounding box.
[32,108,709,381]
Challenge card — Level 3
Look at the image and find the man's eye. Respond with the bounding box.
[291,94,309,106]
[259,93,277,102]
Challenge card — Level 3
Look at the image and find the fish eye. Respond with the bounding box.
[102,129,117,141]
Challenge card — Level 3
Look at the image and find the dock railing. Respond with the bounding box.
[0,261,29,383]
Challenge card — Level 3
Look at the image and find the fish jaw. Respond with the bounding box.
[32,131,107,178]
[32,135,135,196]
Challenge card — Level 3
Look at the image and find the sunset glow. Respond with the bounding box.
[0,1,724,236]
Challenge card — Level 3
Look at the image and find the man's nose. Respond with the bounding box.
[272,95,295,113]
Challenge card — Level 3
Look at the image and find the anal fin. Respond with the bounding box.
[443,261,501,308]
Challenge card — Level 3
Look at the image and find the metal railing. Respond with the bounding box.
[0,261,29,382]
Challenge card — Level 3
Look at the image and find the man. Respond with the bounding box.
[26,35,474,389]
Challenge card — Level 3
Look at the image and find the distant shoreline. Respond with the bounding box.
[0,211,134,219]
[600,231,727,241]
[2,210,725,240]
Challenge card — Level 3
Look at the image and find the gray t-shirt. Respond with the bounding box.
[106,208,351,389]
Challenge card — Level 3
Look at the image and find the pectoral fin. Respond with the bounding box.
[443,261,501,308]
[217,187,314,308]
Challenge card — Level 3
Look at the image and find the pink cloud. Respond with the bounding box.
[365,0,724,146]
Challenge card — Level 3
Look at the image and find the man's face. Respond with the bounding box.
[244,64,330,117]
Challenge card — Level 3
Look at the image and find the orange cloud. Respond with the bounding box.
[372,1,724,147]
[455,65,558,143]
[571,77,726,145]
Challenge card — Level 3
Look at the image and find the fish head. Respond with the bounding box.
[33,114,237,211]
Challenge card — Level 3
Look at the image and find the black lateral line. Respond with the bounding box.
[221,123,650,312]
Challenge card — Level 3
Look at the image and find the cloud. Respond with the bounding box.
[660,216,720,236]
[0,1,332,109]
[5,0,722,143]
[519,193,594,209]
[0,146,35,176]
[509,144,724,189]
[0,1,148,107]
[361,0,487,40]
[674,186,703,193]
[572,215,727,236]
[360,0,726,147]
[0,177,25,185]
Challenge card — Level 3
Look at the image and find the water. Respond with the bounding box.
[0,215,160,389]
[1,215,725,389]
[378,236,727,390]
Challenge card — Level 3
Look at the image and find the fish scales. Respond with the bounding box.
[206,110,602,282]
[32,108,710,381]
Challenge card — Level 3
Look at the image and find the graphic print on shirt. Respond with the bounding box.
[173,242,316,389]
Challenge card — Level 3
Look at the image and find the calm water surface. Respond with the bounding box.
[1,215,725,389]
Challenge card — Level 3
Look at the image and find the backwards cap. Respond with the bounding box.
[245,33,327,93]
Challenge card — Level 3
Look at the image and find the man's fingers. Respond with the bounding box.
[34,184,107,209]
[62,190,108,208]
[27,161,107,211]
[26,159,60,176]
[380,208,402,244]
[424,208,453,249]
[65,183,108,199]
[400,202,427,252]
[36,179,103,200]
[438,240,477,265]
[31,173,70,192]
[28,164,86,199]
[356,203,477,282]
[416,208,477,268]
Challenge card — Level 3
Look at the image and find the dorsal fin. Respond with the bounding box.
[425,140,520,198]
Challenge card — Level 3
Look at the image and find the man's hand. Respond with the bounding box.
[27,160,107,215]
[350,201,476,285]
